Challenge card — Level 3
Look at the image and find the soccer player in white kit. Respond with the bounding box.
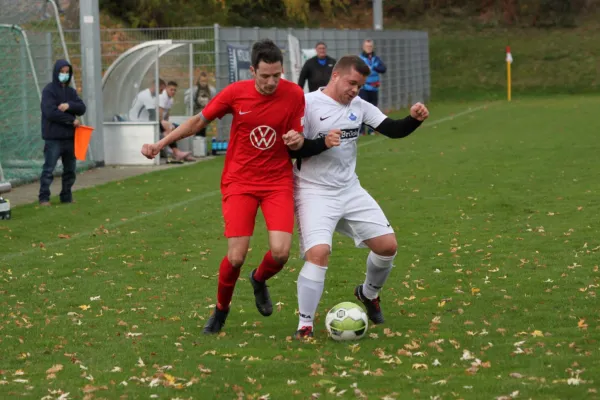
[292,55,430,339]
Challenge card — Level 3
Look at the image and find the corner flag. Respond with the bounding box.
[506,46,513,101]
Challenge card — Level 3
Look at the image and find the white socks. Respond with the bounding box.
[297,261,327,330]
[296,252,394,330]
[362,251,395,300]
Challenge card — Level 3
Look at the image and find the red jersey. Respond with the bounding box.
[201,79,305,194]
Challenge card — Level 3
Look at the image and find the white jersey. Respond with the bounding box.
[294,89,387,191]
[128,89,156,121]
[159,90,174,119]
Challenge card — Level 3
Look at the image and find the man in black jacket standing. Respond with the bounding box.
[298,42,336,92]
[38,59,86,206]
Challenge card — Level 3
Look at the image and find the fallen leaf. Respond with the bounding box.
[46,364,63,375]
[82,385,108,393]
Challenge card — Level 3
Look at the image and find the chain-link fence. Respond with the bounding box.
[3,21,429,181]
[214,26,430,139]
[63,25,428,141]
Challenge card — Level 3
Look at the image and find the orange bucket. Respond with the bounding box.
[74,125,94,161]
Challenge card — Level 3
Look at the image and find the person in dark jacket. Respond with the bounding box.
[38,59,86,206]
[298,42,336,92]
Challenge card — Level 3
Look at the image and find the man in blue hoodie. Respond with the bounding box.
[359,39,386,135]
[38,59,86,206]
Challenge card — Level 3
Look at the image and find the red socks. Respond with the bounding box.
[253,250,285,282]
[216,251,285,310]
[216,257,241,311]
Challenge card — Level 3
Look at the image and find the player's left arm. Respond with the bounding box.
[364,100,429,139]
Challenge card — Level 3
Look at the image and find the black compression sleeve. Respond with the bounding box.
[288,136,328,159]
[373,116,422,139]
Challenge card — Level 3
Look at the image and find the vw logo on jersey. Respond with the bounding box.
[348,111,358,121]
[249,125,277,150]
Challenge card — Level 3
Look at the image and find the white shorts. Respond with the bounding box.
[295,182,394,257]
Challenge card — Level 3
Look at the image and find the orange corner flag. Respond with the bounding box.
[74,125,94,161]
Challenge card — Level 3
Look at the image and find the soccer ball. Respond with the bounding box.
[325,302,369,341]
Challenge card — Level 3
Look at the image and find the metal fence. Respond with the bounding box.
[214,26,430,138]
[16,24,429,169]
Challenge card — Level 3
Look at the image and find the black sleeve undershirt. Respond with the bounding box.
[288,115,423,170]
[288,136,328,159]
[372,115,422,139]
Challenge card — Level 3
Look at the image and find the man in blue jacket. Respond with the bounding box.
[39,59,86,206]
[359,39,386,135]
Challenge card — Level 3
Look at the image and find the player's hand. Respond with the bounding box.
[73,119,81,127]
[58,103,69,112]
[283,130,304,151]
[141,143,161,159]
[325,129,342,148]
[410,102,429,121]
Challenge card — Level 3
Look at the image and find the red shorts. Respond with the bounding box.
[222,189,294,237]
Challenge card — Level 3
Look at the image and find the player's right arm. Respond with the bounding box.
[141,84,235,159]
[287,130,341,158]
[286,90,340,158]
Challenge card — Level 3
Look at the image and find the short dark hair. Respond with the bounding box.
[315,41,327,48]
[199,71,208,77]
[333,55,370,77]
[251,38,283,70]
[159,78,166,86]
[167,81,178,87]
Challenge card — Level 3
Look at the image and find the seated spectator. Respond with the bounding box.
[128,79,165,122]
[159,81,194,162]
[129,79,191,163]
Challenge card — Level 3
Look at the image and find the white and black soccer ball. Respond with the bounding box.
[325,301,369,341]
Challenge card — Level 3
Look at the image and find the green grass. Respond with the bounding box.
[1,95,600,399]
[391,16,600,102]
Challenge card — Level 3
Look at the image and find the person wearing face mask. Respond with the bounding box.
[38,59,86,206]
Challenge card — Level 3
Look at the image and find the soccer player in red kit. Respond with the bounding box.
[141,39,340,334]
